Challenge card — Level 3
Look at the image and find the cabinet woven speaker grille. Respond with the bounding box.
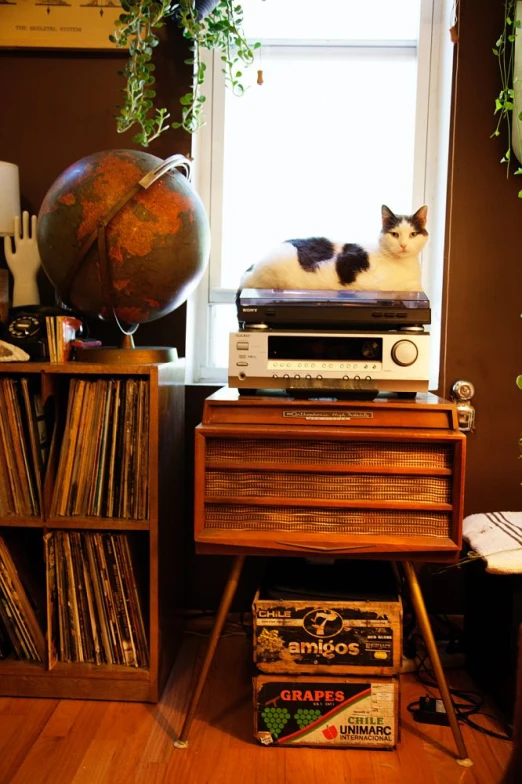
[194,390,466,562]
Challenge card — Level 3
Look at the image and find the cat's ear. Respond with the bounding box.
[413,205,428,228]
[381,205,396,226]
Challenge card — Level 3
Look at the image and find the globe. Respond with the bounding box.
[37,149,211,329]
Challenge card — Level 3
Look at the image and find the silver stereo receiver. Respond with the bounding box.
[228,328,430,397]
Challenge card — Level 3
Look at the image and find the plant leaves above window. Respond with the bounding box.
[111,0,260,146]
[492,0,522,197]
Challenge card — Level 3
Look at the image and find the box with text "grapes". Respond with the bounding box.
[254,675,399,748]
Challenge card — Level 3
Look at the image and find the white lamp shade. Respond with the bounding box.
[0,161,21,236]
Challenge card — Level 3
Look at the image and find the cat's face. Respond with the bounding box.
[379,205,429,258]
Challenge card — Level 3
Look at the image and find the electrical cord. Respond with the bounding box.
[401,605,513,741]
[406,654,512,741]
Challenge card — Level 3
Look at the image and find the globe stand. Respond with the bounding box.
[75,331,178,365]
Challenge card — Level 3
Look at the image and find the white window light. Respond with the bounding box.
[186,0,454,390]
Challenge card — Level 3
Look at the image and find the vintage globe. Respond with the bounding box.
[37,149,210,327]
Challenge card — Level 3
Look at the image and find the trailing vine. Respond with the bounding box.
[492,0,522,195]
[111,0,259,146]
[111,0,172,147]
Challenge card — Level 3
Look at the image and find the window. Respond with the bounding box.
[186,0,454,388]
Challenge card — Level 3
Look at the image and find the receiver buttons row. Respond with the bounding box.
[272,374,373,381]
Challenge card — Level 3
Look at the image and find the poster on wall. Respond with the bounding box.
[0,0,123,49]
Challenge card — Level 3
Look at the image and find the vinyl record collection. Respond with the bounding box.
[0,534,46,662]
[0,360,179,701]
[45,315,82,362]
[0,530,149,667]
[51,377,150,519]
[0,374,152,667]
[0,377,47,517]
[46,530,149,667]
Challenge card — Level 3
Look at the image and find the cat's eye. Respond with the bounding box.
[390,231,399,238]
[410,231,418,237]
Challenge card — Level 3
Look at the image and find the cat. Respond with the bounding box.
[238,205,428,293]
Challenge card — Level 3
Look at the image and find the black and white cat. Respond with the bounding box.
[238,205,428,292]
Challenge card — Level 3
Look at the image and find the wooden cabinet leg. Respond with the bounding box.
[174,554,246,748]
[401,560,473,767]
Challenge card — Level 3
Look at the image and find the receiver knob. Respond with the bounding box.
[391,339,418,366]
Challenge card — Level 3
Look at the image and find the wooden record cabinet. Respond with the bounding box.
[179,389,472,761]
[194,388,466,563]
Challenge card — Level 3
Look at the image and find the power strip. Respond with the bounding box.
[412,696,450,726]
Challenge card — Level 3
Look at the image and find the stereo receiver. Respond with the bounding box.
[228,328,430,397]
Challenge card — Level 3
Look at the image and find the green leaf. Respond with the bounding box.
[113,0,260,143]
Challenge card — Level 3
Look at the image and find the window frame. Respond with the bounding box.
[186,0,454,388]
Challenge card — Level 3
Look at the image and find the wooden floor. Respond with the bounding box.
[0,630,514,784]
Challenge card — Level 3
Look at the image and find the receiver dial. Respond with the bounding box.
[391,339,418,367]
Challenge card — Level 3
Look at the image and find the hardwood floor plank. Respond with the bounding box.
[0,634,514,784]
[370,754,410,784]
[94,708,160,784]
[0,697,15,715]
[38,700,85,738]
[8,701,112,784]
[286,746,376,784]
[0,699,58,784]
[70,738,119,784]
[134,762,170,783]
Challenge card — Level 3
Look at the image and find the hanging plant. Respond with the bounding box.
[111,0,260,146]
[492,0,522,195]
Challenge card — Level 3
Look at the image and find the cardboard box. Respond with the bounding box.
[252,560,402,676]
[254,674,399,748]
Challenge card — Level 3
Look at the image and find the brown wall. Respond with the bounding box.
[1,6,519,613]
[0,22,259,610]
[420,1,522,615]
[440,0,522,513]
[0,22,191,350]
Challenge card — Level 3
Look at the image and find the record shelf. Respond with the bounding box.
[0,359,185,703]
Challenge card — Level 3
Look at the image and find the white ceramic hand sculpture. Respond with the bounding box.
[4,211,41,307]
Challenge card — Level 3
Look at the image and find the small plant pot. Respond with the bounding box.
[195,0,221,20]
[173,0,220,25]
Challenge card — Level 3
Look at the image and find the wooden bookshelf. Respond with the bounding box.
[0,360,185,702]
